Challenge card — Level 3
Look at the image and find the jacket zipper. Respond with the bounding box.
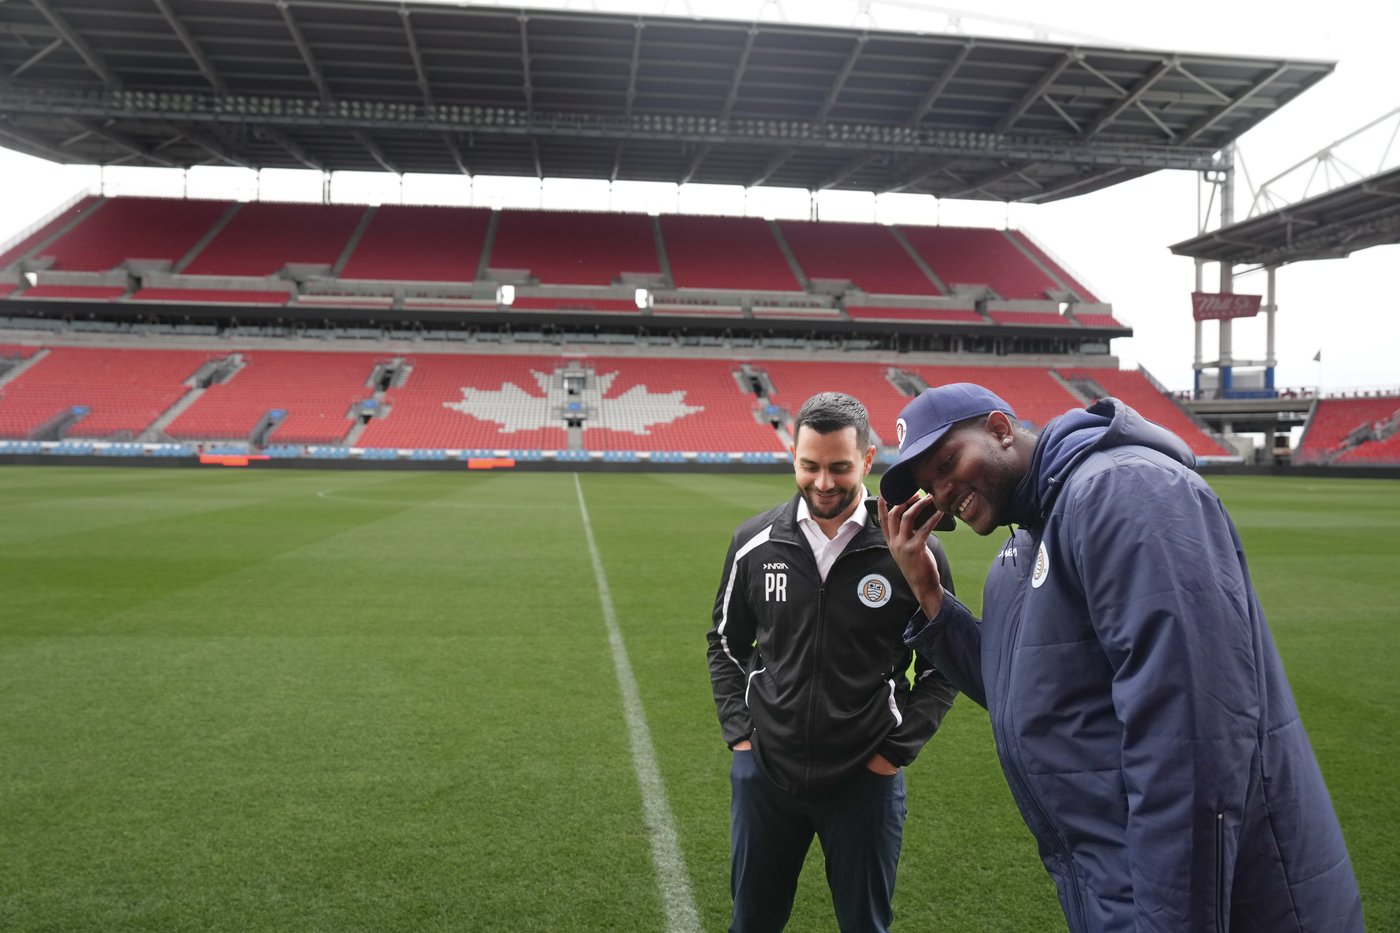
[802,539,875,792]
[993,532,1089,930]
[804,581,826,793]
[1215,811,1226,929]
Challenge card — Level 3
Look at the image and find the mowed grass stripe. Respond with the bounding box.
[573,474,699,933]
[1,469,668,931]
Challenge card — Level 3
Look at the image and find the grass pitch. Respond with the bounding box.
[1,466,1395,931]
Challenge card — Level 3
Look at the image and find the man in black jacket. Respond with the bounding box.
[707,392,958,933]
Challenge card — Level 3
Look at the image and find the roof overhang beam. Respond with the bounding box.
[9,37,64,80]
[0,122,76,162]
[815,34,867,124]
[28,0,120,91]
[277,0,332,102]
[352,130,399,175]
[721,26,759,118]
[1179,63,1290,145]
[153,0,228,95]
[399,6,434,109]
[747,148,794,188]
[68,118,178,167]
[259,126,323,172]
[995,50,1077,134]
[907,40,974,128]
[168,124,251,168]
[1085,56,1178,138]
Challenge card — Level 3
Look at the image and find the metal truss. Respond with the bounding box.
[0,85,1219,173]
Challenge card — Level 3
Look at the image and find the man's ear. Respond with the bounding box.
[861,444,876,475]
[986,410,1015,444]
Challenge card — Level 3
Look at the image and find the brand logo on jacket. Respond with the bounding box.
[1031,541,1050,589]
[762,562,788,570]
[857,573,893,607]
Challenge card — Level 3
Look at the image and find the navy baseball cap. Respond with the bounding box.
[879,383,1016,505]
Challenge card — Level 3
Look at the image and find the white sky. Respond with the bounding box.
[0,0,1396,393]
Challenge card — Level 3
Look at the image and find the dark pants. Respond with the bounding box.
[729,749,907,933]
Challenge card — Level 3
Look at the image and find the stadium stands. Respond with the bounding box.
[758,360,915,448]
[181,202,367,276]
[777,220,941,296]
[1,196,1247,463]
[1057,367,1234,457]
[131,288,290,304]
[2,198,1126,353]
[0,346,213,439]
[1073,313,1127,328]
[581,356,784,452]
[339,205,491,282]
[1332,430,1400,464]
[916,364,1083,429]
[660,216,802,291]
[1007,230,1099,302]
[845,306,984,323]
[0,196,100,269]
[357,354,570,451]
[1332,432,1400,464]
[8,340,1390,465]
[18,285,128,301]
[31,197,231,272]
[510,297,642,314]
[1296,396,1400,464]
[987,310,1073,327]
[489,210,659,285]
[899,226,1060,300]
[167,351,381,445]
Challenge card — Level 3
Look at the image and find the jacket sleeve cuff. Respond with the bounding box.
[903,593,960,648]
[724,723,754,749]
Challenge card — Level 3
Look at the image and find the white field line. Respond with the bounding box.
[573,474,701,933]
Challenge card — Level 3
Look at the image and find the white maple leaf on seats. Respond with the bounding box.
[444,369,703,434]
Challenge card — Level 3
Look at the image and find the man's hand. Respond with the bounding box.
[731,739,752,751]
[865,752,899,776]
[878,495,947,619]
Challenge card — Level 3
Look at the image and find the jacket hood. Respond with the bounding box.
[1008,397,1196,527]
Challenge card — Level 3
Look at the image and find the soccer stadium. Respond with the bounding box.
[1,1,1396,930]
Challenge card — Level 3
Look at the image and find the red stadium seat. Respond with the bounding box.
[0,347,214,439]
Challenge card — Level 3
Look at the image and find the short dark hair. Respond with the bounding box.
[793,392,870,449]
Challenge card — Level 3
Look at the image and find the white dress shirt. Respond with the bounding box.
[795,487,871,582]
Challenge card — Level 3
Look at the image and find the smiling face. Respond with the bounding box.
[791,424,874,532]
[910,412,1026,536]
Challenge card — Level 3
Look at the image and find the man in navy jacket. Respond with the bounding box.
[877,383,1364,932]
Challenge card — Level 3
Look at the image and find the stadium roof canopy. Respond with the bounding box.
[1170,166,1400,266]
[0,0,1333,203]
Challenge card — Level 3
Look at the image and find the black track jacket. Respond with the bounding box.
[707,493,958,799]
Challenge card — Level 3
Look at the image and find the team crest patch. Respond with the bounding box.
[1031,541,1050,589]
[895,418,908,450]
[858,573,893,608]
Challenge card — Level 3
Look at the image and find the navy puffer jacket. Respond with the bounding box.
[906,398,1364,932]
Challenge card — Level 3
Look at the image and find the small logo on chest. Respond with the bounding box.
[1031,541,1050,589]
[857,573,893,608]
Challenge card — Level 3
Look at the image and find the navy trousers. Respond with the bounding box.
[729,749,907,933]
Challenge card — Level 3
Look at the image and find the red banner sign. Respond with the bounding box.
[1191,292,1262,321]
